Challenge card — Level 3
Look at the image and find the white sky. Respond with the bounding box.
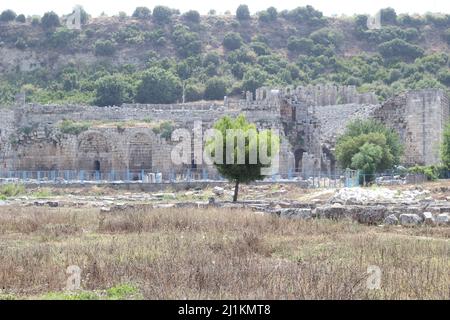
[0,0,448,17]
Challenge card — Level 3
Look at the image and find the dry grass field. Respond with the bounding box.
[0,205,448,300]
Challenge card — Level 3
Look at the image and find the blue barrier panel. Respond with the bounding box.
[141,170,144,181]
[202,168,208,180]
[37,171,41,182]
[80,170,84,183]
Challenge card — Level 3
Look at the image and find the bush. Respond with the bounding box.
[236,5,250,21]
[0,184,25,198]
[336,119,403,180]
[287,36,313,53]
[41,11,60,30]
[441,122,450,169]
[184,82,204,102]
[204,77,227,100]
[132,7,151,19]
[15,38,27,50]
[136,67,182,104]
[94,74,134,107]
[223,32,243,50]
[15,14,26,23]
[49,28,78,48]
[182,10,200,24]
[152,121,175,140]
[378,39,424,61]
[310,28,344,47]
[172,25,202,57]
[408,165,441,181]
[444,29,450,45]
[153,6,173,24]
[0,9,16,22]
[59,120,91,135]
[380,7,397,25]
[94,40,117,56]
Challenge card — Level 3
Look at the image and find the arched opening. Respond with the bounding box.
[94,160,100,172]
[78,132,112,172]
[294,148,305,173]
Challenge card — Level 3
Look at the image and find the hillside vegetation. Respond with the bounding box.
[0,5,449,106]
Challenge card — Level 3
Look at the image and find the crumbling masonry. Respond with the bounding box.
[0,85,448,179]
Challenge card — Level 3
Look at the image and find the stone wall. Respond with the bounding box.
[1,85,447,179]
[374,89,449,166]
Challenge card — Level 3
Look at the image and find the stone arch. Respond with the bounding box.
[77,131,112,172]
[128,132,153,172]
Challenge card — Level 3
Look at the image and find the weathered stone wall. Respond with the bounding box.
[1,85,447,179]
[374,89,449,166]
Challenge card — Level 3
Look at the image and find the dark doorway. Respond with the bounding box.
[294,149,305,172]
[94,160,100,172]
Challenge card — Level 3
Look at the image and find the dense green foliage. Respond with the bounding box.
[136,67,182,104]
[207,115,279,201]
[0,5,449,107]
[94,74,134,106]
[442,122,450,169]
[336,120,403,181]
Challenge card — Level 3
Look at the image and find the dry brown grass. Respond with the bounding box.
[0,206,448,299]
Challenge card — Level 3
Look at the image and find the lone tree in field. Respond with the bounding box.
[335,119,403,183]
[206,115,279,202]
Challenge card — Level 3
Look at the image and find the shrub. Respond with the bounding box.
[236,5,250,21]
[41,11,60,30]
[0,184,25,198]
[132,7,151,19]
[136,67,182,104]
[378,39,424,61]
[182,10,200,24]
[59,120,91,135]
[15,14,26,23]
[94,40,117,56]
[94,74,134,107]
[380,7,397,25]
[152,121,175,140]
[408,165,440,181]
[0,10,16,22]
[441,122,450,169]
[223,32,243,50]
[287,36,313,53]
[204,77,228,100]
[444,28,450,45]
[336,119,403,180]
[153,6,173,24]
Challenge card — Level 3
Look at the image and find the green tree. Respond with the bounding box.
[136,67,182,104]
[15,14,26,23]
[182,10,200,23]
[378,38,424,61]
[242,67,268,94]
[204,77,227,100]
[94,40,117,56]
[94,74,134,107]
[132,7,151,19]
[380,7,397,25]
[41,11,60,30]
[336,119,403,182]
[236,5,250,21]
[206,115,279,201]
[0,10,16,22]
[223,32,243,50]
[153,6,173,24]
[441,122,450,169]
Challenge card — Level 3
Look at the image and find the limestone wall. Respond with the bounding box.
[374,89,449,166]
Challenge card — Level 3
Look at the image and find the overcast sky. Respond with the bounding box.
[0,0,448,17]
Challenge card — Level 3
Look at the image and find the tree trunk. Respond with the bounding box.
[233,180,239,202]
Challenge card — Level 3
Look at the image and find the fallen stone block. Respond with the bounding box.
[384,214,399,225]
[436,213,449,225]
[279,208,312,220]
[399,214,422,227]
[420,212,435,226]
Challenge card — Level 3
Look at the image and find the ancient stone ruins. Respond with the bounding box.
[0,84,448,179]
